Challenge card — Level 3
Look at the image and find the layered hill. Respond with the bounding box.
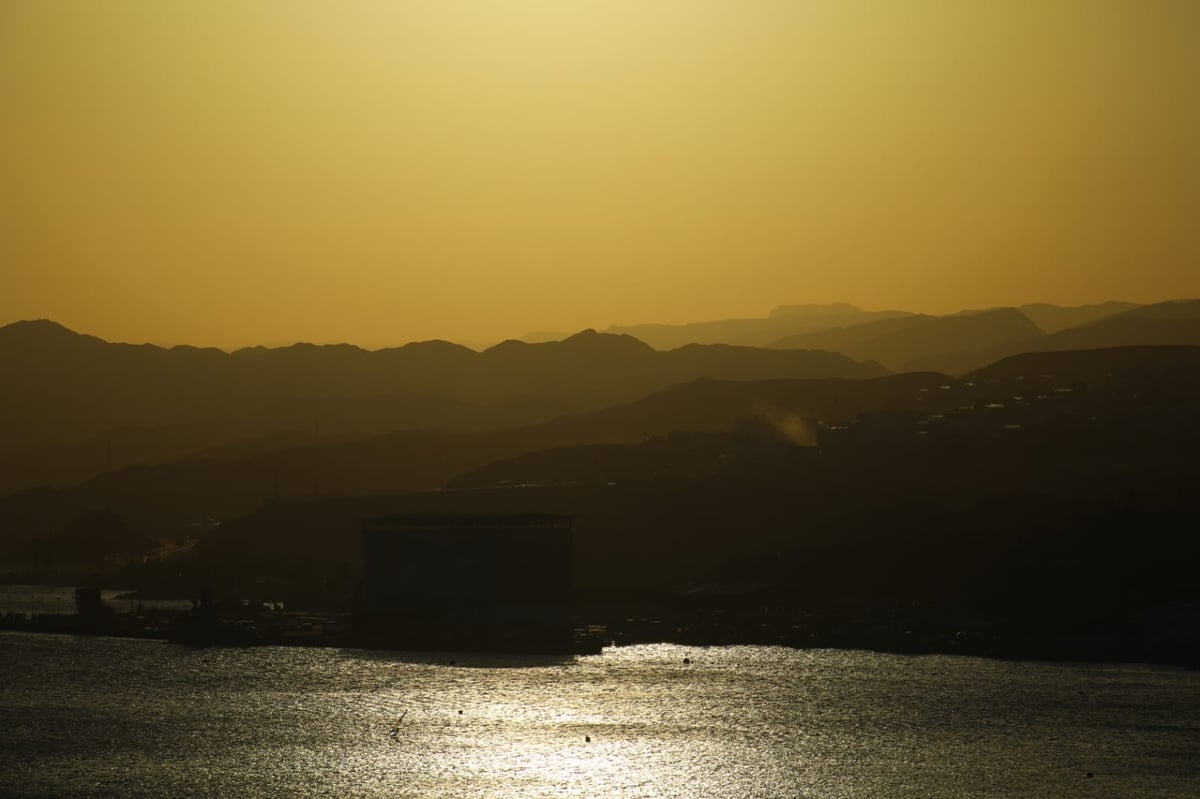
[980,300,1200,368]
[0,371,942,549]
[966,344,1200,384]
[604,303,913,350]
[7,344,1198,612]
[1017,301,1139,334]
[603,301,1143,353]
[171,344,1200,602]
[1037,300,1200,351]
[768,300,1198,375]
[0,321,883,494]
[769,308,1044,373]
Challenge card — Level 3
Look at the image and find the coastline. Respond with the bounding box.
[3,613,1196,670]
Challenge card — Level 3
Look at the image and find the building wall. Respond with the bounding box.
[359,521,573,651]
[364,527,570,607]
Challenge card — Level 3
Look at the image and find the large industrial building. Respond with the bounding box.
[357,513,575,653]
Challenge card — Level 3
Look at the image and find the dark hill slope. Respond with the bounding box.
[189,378,1200,600]
[0,321,882,494]
[605,304,912,349]
[0,372,938,548]
[771,308,1044,374]
[1018,301,1138,333]
[527,371,946,442]
[17,343,1200,608]
[772,302,1200,376]
[1037,300,1200,351]
[768,314,936,353]
[966,345,1200,384]
[955,300,1200,369]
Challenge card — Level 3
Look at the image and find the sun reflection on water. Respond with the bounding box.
[2,636,1198,798]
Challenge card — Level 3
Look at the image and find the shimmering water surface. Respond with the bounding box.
[1,632,1197,798]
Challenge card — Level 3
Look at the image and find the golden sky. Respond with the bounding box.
[1,1,1197,349]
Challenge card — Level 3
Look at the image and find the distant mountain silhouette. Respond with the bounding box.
[605,304,913,349]
[0,321,882,495]
[518,330,572,344]
[606,301,1146,352]
[1035,300,1200,351]
[770,308,1044,374]
[966,345,1200,384]
[1017,301,1138,334]
[767,301,1198,375]
[1109,299,1200,321]
[768,314,937,353]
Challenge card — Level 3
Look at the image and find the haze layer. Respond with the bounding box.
[2,1,1197,348]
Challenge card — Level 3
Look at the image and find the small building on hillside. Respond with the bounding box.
[357,513,574,653]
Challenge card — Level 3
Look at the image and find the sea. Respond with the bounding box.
[1,631,1197,798]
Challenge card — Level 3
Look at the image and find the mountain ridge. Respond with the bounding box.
[0,319,883,494]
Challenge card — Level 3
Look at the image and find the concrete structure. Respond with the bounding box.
[358,513,574,653]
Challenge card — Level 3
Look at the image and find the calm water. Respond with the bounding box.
[1,632,1197,798]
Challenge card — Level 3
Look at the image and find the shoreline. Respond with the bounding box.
[3,615,1195,670]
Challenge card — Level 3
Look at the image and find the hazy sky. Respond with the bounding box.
[2,1,1197,349]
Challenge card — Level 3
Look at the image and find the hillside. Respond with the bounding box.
[1036,300,1200,351]
[769,302,1199,375]
[0,321,883,494]
[0,372,941,549]
[771,308,1044,373]
[605,304,913,349]
[1017,301,1138,333]
[8,341,1198,643]
[161,342,1200,603]
[965,345,1200,384]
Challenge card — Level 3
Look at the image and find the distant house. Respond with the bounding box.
[357,514,574,653]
